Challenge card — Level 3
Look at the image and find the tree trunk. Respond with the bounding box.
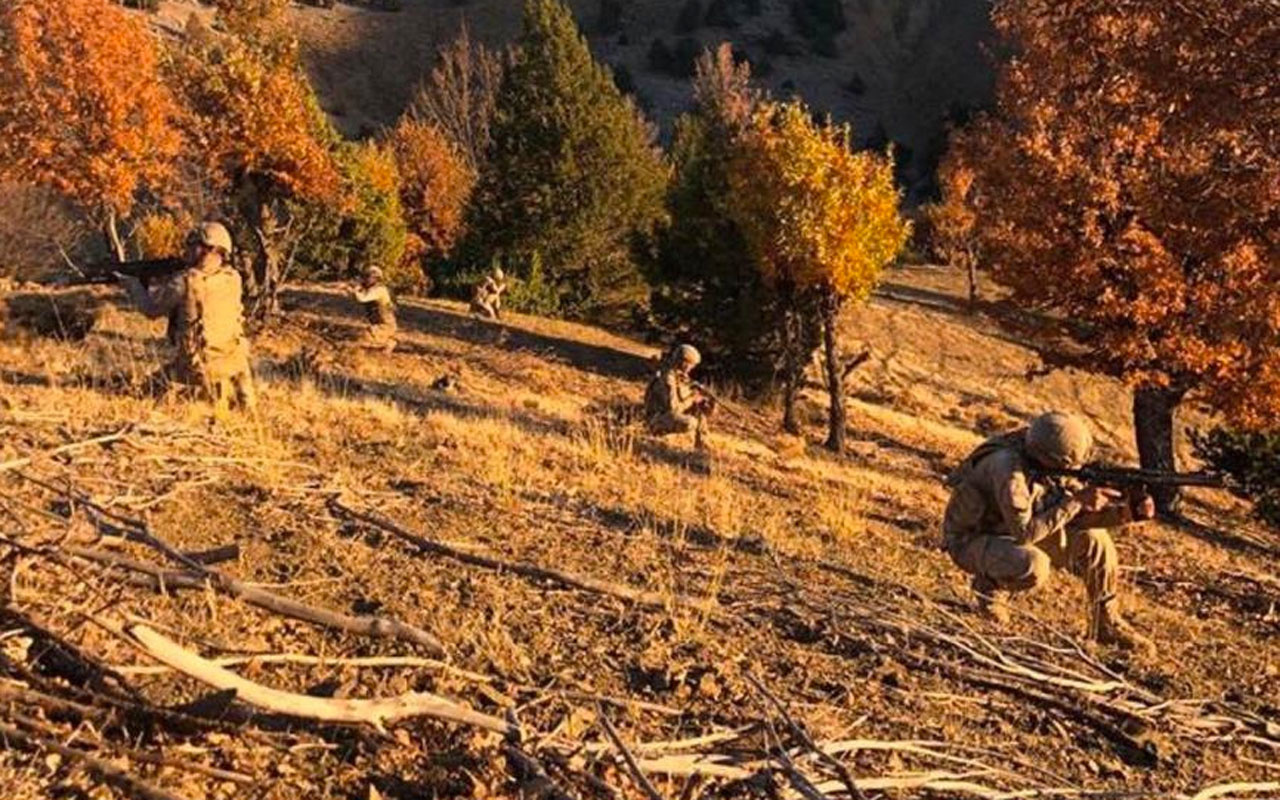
[104,211,127,263]
[781,307,801,435]
[965,252,979,309]
[822,291,845,453]
[1133,385,1185,515]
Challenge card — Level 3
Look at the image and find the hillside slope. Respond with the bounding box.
[1,267,1277,799]
[151,0,994,197]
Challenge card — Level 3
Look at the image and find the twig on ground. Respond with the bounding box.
[66,545,447,657]
[597,705,668,800]
[330,499,712,612]
[0,428,130,474]
[0,718,191,800]
[746,673,866,800]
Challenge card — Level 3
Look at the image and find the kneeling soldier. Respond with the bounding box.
[352,266,397,352]
[644,344,715,450]
[942,411,1156,651]
[120,222,256,414]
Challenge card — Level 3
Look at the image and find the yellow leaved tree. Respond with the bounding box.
[727,101,909,451]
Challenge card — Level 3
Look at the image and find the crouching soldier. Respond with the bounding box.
[470,267,506,320]
[942,411,1156,652]
[644,344,715,450]
[352,267,397,352]
[120,222,256,414]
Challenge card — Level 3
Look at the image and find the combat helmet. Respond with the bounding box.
[674,344,701,368]
[1025,411,1093,469]
[195,222,233,256]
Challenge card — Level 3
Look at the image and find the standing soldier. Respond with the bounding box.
[644,344,715,450]
[119,222,256,414]
[351,266,397,352]
[942,411,1157,651]
[470,266,507,320]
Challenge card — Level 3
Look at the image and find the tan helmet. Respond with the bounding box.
[195,221,233,256]
[492,267,505,281]
[674,344,701,368]
[1025,411,1094,469]
[365,266,384,281]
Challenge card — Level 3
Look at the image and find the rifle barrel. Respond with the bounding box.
[1048,466,1226,489]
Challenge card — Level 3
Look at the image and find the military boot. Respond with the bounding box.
[1091,599,1155,655]
[971,575,1011,625]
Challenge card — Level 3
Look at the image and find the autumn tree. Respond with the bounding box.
[0,0,182,261]
[923,156,981,306]
[947,0,1279,511]
[460,0,669,321]
[389,118,476,267]
[650,44,777,387]
[409,23,505,172]
[727,101,909,450]
[166,3,341,318]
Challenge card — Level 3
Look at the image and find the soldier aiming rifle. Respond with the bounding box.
[942,411,1164,652]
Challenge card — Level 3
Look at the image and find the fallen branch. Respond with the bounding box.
[109,652,460,677]
[598,706,668,800]
[0,718,191,800]
[67,545,446,657]
[330,499,710,612]
[120,622,514,735]
[10,711,254,786]
[1189,783,1280,800]
[747,673,866,800]
[0,428,129,474]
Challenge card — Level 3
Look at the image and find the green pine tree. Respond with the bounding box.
[459,0,668,322]
[650,44,781,390]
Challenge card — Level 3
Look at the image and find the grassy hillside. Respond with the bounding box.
[150,0,994,198]
[1,267,1276,798]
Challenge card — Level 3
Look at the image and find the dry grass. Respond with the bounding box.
[1,269,1276,799]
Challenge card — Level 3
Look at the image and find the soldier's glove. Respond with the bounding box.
[1126,487,1157,521]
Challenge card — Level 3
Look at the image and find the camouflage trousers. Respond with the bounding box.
[947,527,1118,615]
[359,322,397,352]
[647,410,709,448]
[174,343,256,415]
[471,297,501,319]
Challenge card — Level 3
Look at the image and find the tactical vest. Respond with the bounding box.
[180,265,246,380]
[944,428,1028,488]
[364,295,395,327]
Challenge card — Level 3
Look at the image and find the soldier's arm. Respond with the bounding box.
[122,273,183,319]
[995,459,1084,545]
[353,285,389,304]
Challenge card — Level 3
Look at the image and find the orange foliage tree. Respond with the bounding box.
[166,6,341,317]
[0,0,182,261]
[947,0,1278,510]
[727,101,909,450]
[388,118,476,266]
[923,157,981,307]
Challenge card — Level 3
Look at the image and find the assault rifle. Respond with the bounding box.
[1036,464,1228,491]
[64,256,186,287]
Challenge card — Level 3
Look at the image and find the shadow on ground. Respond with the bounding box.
[283,289,654,382]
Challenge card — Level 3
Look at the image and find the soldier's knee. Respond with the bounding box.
[1018,548,1053,591]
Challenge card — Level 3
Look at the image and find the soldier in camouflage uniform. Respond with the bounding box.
[351,266,397,352]
[120,222,256,414]
[644,344,715,450]
[942,411,1156,652]
[470,267,507,320]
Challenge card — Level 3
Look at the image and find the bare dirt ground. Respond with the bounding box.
[1,266,1277,799]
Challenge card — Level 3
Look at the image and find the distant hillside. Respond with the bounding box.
[154,0,995,200]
